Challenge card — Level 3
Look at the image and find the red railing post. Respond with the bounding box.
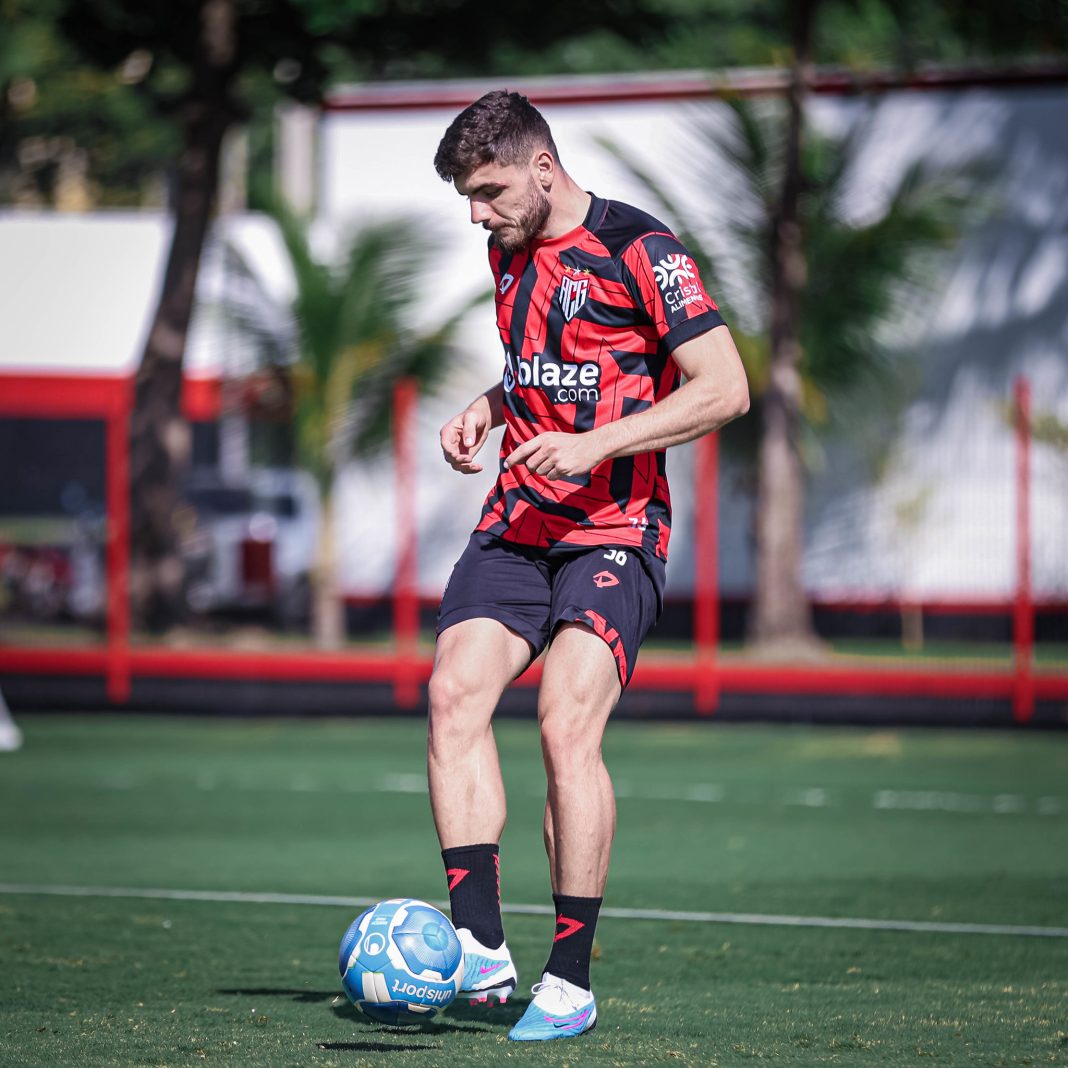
[393,378,420,709]
[105,384,132,703]
[694,432,720,714]
[1013,376,1034,723]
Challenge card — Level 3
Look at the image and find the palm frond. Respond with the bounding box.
[598,113,760,337]
[595,132,713,266]
[243,200,483,484]
[802,157,977,402]
[211,242,298,370]
[598,94,990,466]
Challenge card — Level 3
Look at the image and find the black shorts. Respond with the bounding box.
[437,532,664,688]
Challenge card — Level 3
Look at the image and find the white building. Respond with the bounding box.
[2,69,1066,605]
[313,71,1068,602]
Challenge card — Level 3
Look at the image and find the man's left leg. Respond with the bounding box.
[508,622,621,1041]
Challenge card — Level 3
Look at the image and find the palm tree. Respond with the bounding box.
[602,94,976,653]
[228,205,483,648]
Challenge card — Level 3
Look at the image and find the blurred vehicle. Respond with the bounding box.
[0,541,72,620]
[180,468,320,627]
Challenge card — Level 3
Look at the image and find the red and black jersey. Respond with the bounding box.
[477,193,724,561]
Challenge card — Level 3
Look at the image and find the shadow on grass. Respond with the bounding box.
[446,997,529,1026]
[217,986,337,1004]
[327,993,531,1034]
[218,985,533,1034]
[317,1042,441,1053]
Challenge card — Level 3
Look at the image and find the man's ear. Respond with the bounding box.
[532,149,556,189]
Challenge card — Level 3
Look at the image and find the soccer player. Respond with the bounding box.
[429,90,749,1041]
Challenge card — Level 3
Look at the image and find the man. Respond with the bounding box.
[429,90,749,1042]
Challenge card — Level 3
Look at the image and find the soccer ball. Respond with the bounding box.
[338,898,464,1025]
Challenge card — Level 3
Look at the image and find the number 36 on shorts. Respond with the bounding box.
[603,549,628,566]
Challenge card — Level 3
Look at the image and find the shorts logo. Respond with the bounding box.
[558,272,590,321]
[592,571,620,588]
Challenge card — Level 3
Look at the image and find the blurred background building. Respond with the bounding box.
[1,0,1066,721]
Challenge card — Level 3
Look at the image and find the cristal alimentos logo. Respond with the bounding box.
[502,347,601,404]
[653,252,704,313]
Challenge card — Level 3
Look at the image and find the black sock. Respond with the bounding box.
[543,893,601,991]
[441,843,504,949]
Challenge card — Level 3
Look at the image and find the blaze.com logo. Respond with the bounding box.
[503,347,601,404]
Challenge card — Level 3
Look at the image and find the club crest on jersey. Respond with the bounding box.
[558,270,590,321]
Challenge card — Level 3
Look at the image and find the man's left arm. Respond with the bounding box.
[504,325,749,480]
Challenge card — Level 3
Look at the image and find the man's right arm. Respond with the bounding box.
[439,382,504,474]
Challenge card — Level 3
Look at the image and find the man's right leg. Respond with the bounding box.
[428,617,532,1001]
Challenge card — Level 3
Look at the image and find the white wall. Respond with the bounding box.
[4,78,1065,601]
[317,83,1068,600]
[0,211,295,381]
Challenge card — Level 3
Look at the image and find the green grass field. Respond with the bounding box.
[1,715,1066,1066]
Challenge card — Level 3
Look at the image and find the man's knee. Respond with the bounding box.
[429,619,531,719]
[427,645,513,746]
[538,699,608,771]
[539,632,617,742]
[427,665,471,717]
[428,674,479,766]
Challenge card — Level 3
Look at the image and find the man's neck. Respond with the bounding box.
[541,176,592,242]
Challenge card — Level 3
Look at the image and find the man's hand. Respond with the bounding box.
[504,431,604,481]
[440,402,492,474]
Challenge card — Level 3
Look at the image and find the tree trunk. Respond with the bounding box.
[749,0,821,652]
[312,489,346,649]
[128,0,239,631]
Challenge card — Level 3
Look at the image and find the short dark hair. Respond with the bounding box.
[434,90,559,183]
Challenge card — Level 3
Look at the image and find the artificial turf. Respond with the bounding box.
[1,715,1066,1066]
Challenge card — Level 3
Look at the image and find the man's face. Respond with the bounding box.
[455,160,551,253]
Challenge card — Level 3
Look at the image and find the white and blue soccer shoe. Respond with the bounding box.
[508,972,597,1041]
[455,928,517,1004]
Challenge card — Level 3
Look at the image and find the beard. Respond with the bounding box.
[491,179,552,253]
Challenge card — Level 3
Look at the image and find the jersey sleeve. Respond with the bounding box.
[622,233,724,352]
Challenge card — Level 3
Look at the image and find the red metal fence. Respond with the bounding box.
[0,373,1065,719]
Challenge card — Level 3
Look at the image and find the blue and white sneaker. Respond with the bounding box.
[508,973,597,1041]
[456,928,517,1003]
